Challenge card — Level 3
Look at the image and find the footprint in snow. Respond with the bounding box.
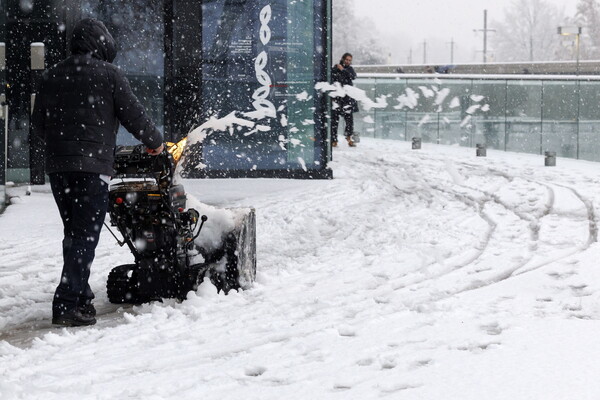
[410,359,433,369]
[547,270,577,280]
[379,355,398,369]
[333,382,352,390]
[570,284,592,297]
[379,382,423,393]
[373,296,391,304]
[480,322,503,336]
[457,341,501,352]
[338,325,356,337]
[244,366,267,377]
[356,357,373,366]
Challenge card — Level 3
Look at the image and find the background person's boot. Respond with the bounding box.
[346,136,356,147]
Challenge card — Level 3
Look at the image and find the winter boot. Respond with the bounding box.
[79,303,96,318]
[346,136,356,147]
[332,141,338,147]
[52,309,97,327]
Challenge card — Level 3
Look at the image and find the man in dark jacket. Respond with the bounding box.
[31,18,164,326]
[331,52,358,147]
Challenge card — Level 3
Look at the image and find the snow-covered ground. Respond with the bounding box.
[2,137,600,399]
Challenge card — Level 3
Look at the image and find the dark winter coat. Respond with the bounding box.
[31,18,163,176]
[331,64,359,113]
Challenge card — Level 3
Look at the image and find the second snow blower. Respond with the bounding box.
[104,142,256,304]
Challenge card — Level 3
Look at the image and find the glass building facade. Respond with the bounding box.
[1,0,332,187]
[354,74,600,162]
[1,6,6,210]
[198,0,327,175]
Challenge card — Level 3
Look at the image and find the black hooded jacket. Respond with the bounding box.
[331,64,359,113]
[31,18,163,176]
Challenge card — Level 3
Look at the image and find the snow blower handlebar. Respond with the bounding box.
[113,145,175,187]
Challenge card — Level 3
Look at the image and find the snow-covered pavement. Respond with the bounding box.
[2,138,600,399]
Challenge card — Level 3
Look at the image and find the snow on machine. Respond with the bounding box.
[104,141,256,304]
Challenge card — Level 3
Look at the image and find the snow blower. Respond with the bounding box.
[104,141,256,304]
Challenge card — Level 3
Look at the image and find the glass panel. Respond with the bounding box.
[506,80,542,154]
[0,1,5,209]
[353,77,377,139]
[285,0,320,166]
[330,75,600,163]
[578,81,600,162]
[82,0,164,145]
[373,77,406,140]
[471,80,506,150]
[200,0,324,172]
[434,79,473,146]
[406,79,443,144]
[541,81,578,158]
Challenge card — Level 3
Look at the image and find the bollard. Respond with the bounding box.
[412,137,421,150]
[30,43,45,71]
[476,143,486,157]
[544,151,556,167]
[0,42,5,71]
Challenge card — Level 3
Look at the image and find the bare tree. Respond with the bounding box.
[491,0,567,62]
[574,0,600,58]
[332,0,388,65]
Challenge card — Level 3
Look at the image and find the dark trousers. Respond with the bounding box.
[49,172,109,316]
[331,103,354,143]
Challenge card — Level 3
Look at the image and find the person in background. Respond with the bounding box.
[331,52,358,147]
[31,18,164,326]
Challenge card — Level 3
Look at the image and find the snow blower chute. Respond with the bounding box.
[105,141,256,304]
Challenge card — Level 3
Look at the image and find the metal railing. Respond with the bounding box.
[353,73,600,162]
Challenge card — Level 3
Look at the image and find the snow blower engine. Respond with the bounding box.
[104,143,256,304]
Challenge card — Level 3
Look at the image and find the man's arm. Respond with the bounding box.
[113,69,164,152]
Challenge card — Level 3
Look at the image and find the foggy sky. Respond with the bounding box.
[353,0,579,65]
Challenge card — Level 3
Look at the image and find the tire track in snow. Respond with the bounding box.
[421,167,591,298]
[463,165,597,277]
[354,158,499,289]
[401,161,595,300]
[359,157,538,292]
[471,164,594,245]
[553,183,598,245]
[356,153,592,301]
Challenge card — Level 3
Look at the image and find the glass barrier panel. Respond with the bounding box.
[506,80,542,154]
[353,75,600,163]
[434,79,474,146]
[577,81,600,162]
[471,80,507,150]
[406,79,443,144]
[541,81,578,158]
[374,77,407,140]
[353,78,379,139]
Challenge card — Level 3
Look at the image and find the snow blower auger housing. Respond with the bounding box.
[105,144,256,304]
